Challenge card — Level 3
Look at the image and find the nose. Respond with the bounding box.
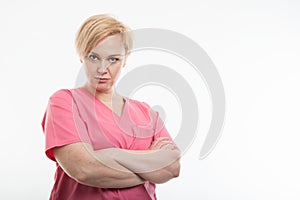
[97,60,110,73]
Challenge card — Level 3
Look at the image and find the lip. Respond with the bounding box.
[95,77,110,83]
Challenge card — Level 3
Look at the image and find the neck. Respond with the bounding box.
[96,90,114,103]
[83,84,121,103]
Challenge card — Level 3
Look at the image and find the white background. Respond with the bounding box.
[0,0,300,199]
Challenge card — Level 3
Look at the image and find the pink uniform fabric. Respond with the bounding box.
[41,88,173,200]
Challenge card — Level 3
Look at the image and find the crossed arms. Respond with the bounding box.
[53,137,181,188]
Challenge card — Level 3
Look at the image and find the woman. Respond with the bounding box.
[41,14,180,200]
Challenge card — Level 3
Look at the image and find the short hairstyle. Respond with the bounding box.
[75,14,132,58]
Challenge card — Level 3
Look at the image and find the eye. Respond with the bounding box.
[88,54,99,62]
[107,57,120,63]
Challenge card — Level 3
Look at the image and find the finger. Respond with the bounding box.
[150,139,170,150]
[152,137,170,145]
[154,137,170,142]
[156,140,174,149]
[160,143,175,150]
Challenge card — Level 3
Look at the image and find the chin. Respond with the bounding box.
[95,85,113,93]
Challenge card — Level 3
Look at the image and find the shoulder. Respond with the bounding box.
[126,98,151,111]
[49,88,86,99]
[48,89,76,105]
[125,98,161,126]
[50,89,72,99]
[125,98,158,119]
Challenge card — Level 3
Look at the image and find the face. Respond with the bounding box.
[83,34,127,94]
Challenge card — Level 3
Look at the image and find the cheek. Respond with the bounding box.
[110,65,122,77]
[84,65,96,76]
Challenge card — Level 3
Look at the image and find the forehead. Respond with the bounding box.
[92,34,125,56]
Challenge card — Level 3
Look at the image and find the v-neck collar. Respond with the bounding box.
[77,87,128,118]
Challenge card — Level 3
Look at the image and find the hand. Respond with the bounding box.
[150,137,177,150]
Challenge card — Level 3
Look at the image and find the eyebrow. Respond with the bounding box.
[90,51,124,57]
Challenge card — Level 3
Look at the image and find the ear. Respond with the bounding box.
[122,55,128,68]
[79,55,85,63]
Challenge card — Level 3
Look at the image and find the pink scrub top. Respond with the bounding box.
[41,88,173,200]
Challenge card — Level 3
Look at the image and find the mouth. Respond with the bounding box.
[95,77,110,83]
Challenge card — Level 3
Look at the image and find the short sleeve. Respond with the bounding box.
[41,89,88,161]
[140,102,180,151]
[139,102,173,141]
[152,109,173,141]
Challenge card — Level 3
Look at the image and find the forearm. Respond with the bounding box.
[94,148,181,183]
[139,159,180,184]
[124,149,181,183]
[54,143,145,189]
[77,158,145,188]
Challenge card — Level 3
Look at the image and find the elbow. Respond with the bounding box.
[69,169,90,185]
[71,169,105,187]
[170,160,180,178]
[70,167,116,188]
[66,166,96,186]
[72,170,108,188]
[172,166,180,178]
[170,150,181,178]
[148,161,181,184]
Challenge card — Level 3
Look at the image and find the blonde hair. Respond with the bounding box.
[75,14,132,58]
